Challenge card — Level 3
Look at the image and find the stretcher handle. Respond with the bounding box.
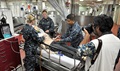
[41,42,76,55]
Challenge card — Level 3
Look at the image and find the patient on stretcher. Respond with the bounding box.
[32,25,82,70]
[33,25,78,58]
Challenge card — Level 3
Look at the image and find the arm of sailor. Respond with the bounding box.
[60,28,80,42]
[31,28,45,43]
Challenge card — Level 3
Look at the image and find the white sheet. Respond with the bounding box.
[41,50,80,69]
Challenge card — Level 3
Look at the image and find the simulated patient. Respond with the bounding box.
[33,25,77,57]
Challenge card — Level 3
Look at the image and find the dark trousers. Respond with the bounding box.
[24,47,39,71]
[50,42,77,58]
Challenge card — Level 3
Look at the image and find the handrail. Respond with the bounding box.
[41,42,81,70]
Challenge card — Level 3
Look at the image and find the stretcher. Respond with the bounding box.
[40,45,82,71]
[36,28,84,71]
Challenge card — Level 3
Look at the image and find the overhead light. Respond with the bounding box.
[97,0,102,1]
[80,0,84,1]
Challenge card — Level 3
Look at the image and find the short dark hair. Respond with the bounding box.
[93,14,113,33]
[42,10,47,13]
[66,14,75,21]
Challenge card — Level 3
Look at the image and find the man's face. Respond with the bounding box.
[66,19,74,25]
[42,12,48,19]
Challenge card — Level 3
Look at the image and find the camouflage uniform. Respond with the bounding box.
[38,17,55,37]
[21,24,44,71]
[60,22,83,48]
[50,22,83,58]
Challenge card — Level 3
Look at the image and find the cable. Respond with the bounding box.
[10,66,16,71]
[0,44,4,47]
[39,43,59,71]
[4,40,20,54]
[10,42,20,54]
[4,39,18,43]
[39,45,52,71]
[40,48,42,71]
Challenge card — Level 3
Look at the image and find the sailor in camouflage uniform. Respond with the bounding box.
[38,10,55,38]
[21,15,45,71]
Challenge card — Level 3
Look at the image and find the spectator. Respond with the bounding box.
[77,14,120,71]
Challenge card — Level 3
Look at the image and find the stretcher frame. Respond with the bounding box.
[39,43,83,71]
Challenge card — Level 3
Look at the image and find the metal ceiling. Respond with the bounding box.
[1,0,120,6]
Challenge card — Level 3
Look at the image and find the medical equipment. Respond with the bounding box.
[36,27,84,71]
[39,43,84,71]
